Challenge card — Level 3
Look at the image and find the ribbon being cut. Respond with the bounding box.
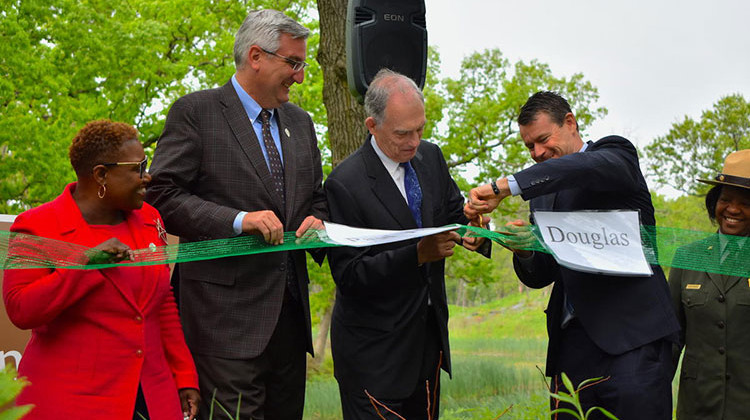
[1,212,748,278]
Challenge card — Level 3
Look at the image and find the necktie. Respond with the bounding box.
[259,109,286,213]
[260,110,299,301]
[401,161,423,228]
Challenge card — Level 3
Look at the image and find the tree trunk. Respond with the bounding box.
[309,0,368,370]
[317,0,367,167]
[456,278,466,307]
[309,295,335,370]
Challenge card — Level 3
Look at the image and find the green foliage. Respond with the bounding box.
[423,46,447,142]
[444,245,503,305]
[304,376,342,419]
[287,18,332,176]
[444,200,533,307]
[306,255,335,326]
[0,0,317,213]
[429,49,607,186]
[441,390,549,420]
[651,192,714,232]
[549,373,619,420]
[205,387,244,420]
[442,354,541,402]
[448,291,548,340]
[644,93,750,195]
[0,366,33,420]
[304,290,550,419]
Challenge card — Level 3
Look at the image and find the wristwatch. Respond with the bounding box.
[490,179,501,195]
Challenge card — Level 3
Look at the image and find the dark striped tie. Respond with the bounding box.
[259,109,286,214]
[260,109,299,301]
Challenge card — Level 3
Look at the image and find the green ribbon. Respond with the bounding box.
[1,225,748,278]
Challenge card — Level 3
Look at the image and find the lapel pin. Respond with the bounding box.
[155,218,168,244]
[284,128,291,137]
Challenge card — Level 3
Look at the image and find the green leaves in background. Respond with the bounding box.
[0,0,317,213]
[644,93,750,195]
[432,48,606,186]
[0,366,32,420]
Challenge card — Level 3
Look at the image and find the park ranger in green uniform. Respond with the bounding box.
[669,149,750,420]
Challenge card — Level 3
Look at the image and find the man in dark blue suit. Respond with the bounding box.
[466,91,679,419]
[325,69,489,419]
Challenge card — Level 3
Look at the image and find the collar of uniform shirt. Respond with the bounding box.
[719,233,747,256]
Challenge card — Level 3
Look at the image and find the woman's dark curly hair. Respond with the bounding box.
[705,185,723,222]
[69,120,138,176]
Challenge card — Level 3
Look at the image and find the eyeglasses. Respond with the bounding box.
[260,48,308,72]
[100,157,148,178]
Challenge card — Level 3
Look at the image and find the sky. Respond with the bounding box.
[426,0,750,149]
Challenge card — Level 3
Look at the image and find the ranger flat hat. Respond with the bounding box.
[697,149,750,190]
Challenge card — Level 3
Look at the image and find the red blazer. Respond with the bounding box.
[3,183,198,420]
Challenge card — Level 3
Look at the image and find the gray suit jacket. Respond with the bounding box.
[146,80,327,358]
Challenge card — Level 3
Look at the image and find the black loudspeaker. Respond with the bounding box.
[346,0,427,101]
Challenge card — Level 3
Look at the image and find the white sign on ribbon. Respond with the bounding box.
[532,210,653,276]
[322,221,461,247]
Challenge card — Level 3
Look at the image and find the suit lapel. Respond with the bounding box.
[277,106,296,221]
[363,139,418,229]
[724,275,743,293]
[56,185,141,312]
[219,82,285,216]
[721,243,745,293]
[703,235,726,290]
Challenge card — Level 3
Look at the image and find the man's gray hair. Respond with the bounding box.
[364,68,424,125]
[234,9,310,69]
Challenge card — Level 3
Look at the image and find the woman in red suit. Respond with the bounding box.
[3,120,200,420]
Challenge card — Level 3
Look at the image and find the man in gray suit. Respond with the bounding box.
[146,9,327,419]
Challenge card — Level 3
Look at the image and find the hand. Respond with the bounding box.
[499,219,535,258]
[295,215,324,238]
[417,230,462,265]
[464,179,509,219]
[242,210,284,245]
[86,238,134,264]
[179,388,200,420]
[462,215,490,251]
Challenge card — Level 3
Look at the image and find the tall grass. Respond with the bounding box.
[304,289,551,419]
[304,377,342,419]
[304,337,549,420]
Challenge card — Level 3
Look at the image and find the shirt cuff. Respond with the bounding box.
[506,175,522,196]
[233,211,247,235]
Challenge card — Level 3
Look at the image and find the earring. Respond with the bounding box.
[98,184,107,199]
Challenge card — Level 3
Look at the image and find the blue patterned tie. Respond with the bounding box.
[401,161,423,228]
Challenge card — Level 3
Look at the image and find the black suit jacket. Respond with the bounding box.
[325,138,474,398]
[512,136,680,376]
[145,80,327,359]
